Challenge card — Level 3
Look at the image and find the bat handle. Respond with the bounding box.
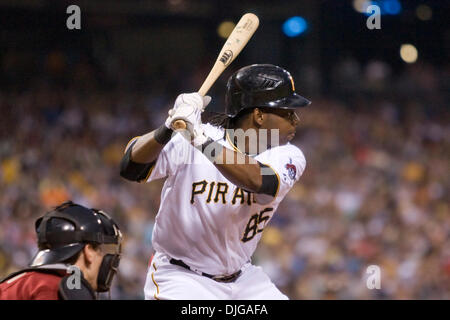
[197,86,208,97]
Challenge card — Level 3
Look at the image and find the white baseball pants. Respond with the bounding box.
[144,251,288,300]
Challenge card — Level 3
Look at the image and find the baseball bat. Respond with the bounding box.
[172,13,259,130]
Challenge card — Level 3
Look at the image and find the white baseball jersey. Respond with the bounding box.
[140,123,306,276]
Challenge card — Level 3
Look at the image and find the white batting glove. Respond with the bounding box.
[164,93,211,133]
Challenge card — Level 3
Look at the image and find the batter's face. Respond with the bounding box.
[253,107,300,146]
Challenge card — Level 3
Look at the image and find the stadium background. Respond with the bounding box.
[0,0,448,299]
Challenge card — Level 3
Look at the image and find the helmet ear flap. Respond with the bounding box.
[35,217,43,232]
[96,254,121,292]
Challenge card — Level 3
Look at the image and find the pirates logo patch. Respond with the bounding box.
[284,158,297,181]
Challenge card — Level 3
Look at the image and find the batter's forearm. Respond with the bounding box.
[120,125,173,182]
[130,131,165,164]
[129,125,174,163]
[201,142,278,196]
[215,163,263,193]
[213,147,263,193]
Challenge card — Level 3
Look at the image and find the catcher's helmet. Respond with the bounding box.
[30,201,122,267]
[225,64,311,118]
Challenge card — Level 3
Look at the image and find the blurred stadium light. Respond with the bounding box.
[382,0,402,15]
[400,43,418,63]
[354,0,402,15]
[217,21,235,39]
[416,4,432,21]
[282,16,308,37]
[353,0,372,13]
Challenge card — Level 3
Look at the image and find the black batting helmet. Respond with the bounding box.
[30,201,122,267]
[225,64,311,118]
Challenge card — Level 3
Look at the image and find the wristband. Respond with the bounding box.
[154,124,173,145]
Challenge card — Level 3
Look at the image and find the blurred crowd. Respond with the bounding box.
[0,48,449,299]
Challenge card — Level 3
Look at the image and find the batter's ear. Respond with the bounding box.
[252,108,264,126]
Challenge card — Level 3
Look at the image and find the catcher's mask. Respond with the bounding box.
[30,201,122,293]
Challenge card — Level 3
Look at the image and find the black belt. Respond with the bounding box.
[169,258,242,283]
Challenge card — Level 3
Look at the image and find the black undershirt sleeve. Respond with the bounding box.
[257,162,279,197]
[119,140,155,182]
